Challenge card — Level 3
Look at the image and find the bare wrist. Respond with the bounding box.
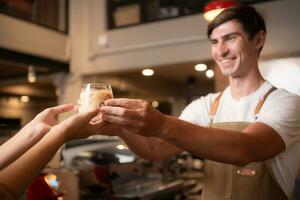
[49,125,70,144]
[158,115,172,139]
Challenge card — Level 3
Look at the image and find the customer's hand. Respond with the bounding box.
[0,104,75,170]
[22,104,74,139]
[100,98,167,137]
[57,108,106,140]
[73,104,124,137]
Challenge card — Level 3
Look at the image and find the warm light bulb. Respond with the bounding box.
[142,69,154,76]
[206,69,215,78]
[152,101,159,108]
[117,144,126,150]
[28,65,36,83]
[203,0,238,22]
[203,8,225,22]
[20,96,30,103]
[195,63,208,71]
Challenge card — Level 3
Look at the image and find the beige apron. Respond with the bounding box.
[201,87,288,200]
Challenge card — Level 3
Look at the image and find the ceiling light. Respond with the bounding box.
[142,69,154,76]
[20,96,30,103]
[28,65,36,83]
[206,69,215,78]
[203,0,238,22]
[195,63,207,72]
[152,101,159,108]
[117,144,126,150]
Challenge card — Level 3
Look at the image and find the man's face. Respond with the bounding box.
[210,20,260,78]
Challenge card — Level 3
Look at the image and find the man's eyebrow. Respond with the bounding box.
[223,32,241,38]
[210,32,242,41]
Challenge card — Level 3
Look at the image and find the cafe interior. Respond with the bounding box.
[0,0,299,199]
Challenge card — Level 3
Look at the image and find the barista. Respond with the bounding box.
[98,5,300,199]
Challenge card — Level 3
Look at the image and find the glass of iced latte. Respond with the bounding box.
[78,83,113,113]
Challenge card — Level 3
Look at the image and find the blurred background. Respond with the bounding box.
[0,0,299,199]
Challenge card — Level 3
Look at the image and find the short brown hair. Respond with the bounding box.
[207,5,266,40]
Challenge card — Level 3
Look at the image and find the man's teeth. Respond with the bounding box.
[220,58,233,64]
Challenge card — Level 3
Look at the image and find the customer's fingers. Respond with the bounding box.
[48,104,74,115]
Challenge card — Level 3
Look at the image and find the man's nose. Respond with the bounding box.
[217,42,229,57]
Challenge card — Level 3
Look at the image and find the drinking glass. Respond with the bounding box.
[78,83,113,113]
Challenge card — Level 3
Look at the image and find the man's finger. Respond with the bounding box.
[101,113,139,127]
[100,106,137,118]
[89,120,106,129]
[90,116,101,124]
[104,98,144,109]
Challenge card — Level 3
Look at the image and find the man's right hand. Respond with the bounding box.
[100,98,167,138]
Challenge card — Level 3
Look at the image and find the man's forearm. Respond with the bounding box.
[158,116,285,166]
[120,130,181,161]
[159,116,253,166]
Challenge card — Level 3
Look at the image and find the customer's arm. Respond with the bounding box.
[0,108,102,198]
[0,104,74,170]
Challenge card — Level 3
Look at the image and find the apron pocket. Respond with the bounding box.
[203,160,233,199]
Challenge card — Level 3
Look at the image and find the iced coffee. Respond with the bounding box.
[78,83,113,113]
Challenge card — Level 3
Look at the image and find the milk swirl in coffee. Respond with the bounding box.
[78,83,113,113]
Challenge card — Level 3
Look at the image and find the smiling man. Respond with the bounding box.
[98,5,300,199]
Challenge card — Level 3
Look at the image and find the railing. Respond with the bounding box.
[0,0,68,33]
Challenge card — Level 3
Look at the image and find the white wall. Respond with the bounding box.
[0,14,68,62]
[69,0,300,76]
[259,57,300,96]
[259,0,300,57]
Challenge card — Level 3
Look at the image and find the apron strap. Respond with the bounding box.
[209,86,277,119]
[254,87,277,116]
[210,92,223,116]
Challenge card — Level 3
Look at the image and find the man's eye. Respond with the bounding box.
[210,40,218,45]
[227,36,236,41]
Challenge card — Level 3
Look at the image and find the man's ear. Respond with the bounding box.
[255,30,266,49]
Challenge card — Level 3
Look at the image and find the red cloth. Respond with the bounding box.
[27,175,57,200]
[94,165,110,187]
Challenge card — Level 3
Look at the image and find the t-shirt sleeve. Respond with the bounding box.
[179,93,219,127]
[256,90,300,148]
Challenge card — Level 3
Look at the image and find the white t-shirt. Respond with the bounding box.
[179,81,300,197]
